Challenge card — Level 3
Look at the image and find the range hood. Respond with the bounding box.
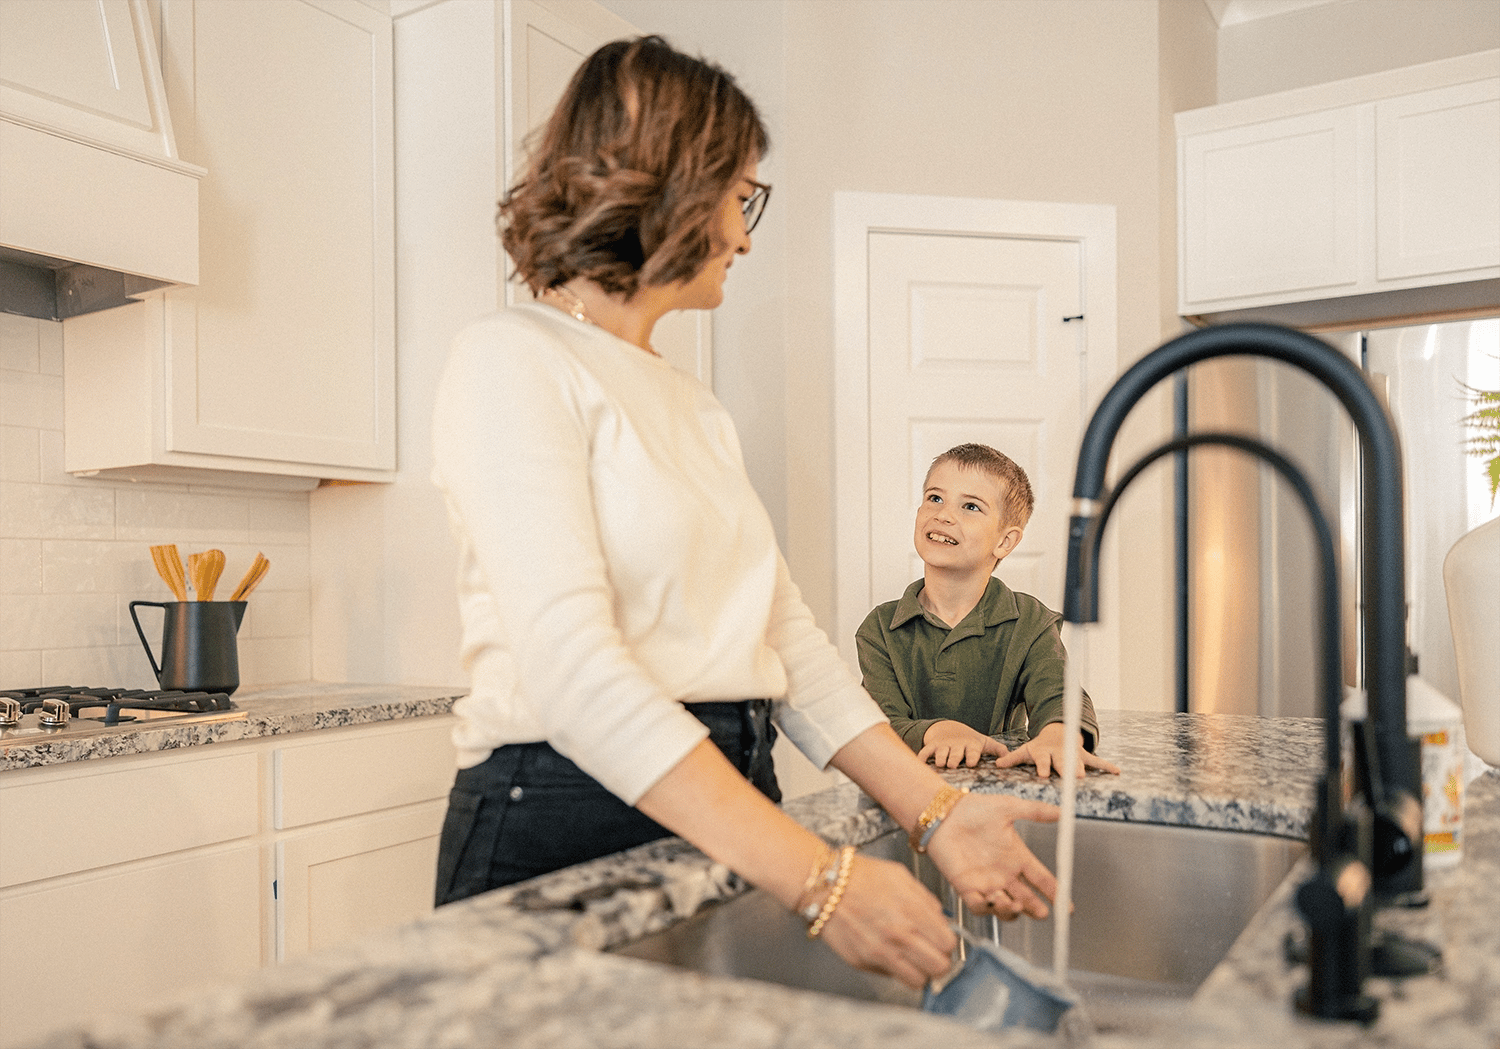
[0,0,202,321]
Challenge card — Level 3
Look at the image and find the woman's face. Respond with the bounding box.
[669,162,759,312]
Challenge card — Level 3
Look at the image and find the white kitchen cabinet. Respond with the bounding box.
[0,748,265,1048]
[0,714,455,1048]
[0,0,201,290]
[1177,50,1500,327]
[272,716,456,959]
[62,0,395,487]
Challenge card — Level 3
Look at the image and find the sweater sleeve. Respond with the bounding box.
[431,321,708,804]
[763,556,886,769]
[854,607,938,753]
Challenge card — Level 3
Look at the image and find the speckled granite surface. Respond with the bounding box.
[0,683,463,771]
[17,709,1500,1049]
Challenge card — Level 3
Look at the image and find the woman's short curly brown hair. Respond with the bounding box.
[500,36,769,299]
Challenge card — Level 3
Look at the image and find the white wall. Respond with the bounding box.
[307,0,497,689]
[0,314,312,691]
[1217,0,1500,101]
[774,0,1185,714]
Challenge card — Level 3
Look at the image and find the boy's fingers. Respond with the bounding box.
[1087,752,1122,775]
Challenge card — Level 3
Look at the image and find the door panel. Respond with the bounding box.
[867,233,1084,613]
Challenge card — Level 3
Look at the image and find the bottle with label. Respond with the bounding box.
[1406,675,1465,870]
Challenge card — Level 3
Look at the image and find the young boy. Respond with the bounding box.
[857,443,1120,778]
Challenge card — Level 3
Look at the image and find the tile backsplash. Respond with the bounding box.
[0,313,311,690]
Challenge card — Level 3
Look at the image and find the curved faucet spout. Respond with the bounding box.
[1062,322,1413,882]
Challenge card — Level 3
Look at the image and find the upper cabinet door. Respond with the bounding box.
[160,0,395,473]
[1177,51,1500,327]
[1181,107,1361,306]
[1376,78,1500,282]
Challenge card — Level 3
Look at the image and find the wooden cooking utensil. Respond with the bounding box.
[185,552,202,597]
[229,553,270,602]
[149,544,189,602]
[196,549,226,602]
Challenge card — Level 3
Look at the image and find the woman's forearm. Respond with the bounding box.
[827,722,952,833]
[633,738,826,909]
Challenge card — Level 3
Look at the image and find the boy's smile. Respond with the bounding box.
[915,462,1021,574]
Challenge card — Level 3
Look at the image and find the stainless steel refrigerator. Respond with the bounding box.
[1184,317,1499,717]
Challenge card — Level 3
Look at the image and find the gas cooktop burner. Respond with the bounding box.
[0,686,245,740]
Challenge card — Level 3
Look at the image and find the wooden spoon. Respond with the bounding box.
[229,553,270,602]
[196,549,226,602]
[149,544,189,602]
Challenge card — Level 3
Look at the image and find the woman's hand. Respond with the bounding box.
[917,720,1009,768]
[923,792,1061,920]
[993,721,1122,779]
[817,855,957,989]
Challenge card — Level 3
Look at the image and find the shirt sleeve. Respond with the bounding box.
[1016,622,1100,752]
[854,608,938,753]
[431,322,709,804]
[763,556,887,769]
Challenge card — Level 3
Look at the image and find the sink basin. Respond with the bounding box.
[611,816,1305,1034]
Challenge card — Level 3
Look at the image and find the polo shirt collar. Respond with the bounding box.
[890,576,1020,639]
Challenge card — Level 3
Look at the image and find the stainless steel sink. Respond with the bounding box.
[611,817,1305,1034]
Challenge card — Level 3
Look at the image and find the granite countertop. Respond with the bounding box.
[22,710,1500,1049]
[0,683,464,772]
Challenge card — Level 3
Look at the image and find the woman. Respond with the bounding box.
[431,35,1060,990]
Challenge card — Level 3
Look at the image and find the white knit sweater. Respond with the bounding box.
[431,303,883,804]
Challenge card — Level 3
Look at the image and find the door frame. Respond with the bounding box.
[833,191,1120,702]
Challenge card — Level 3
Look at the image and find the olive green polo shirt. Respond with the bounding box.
[856,576,1100,755]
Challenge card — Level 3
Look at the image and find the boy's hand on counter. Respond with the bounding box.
[993,721,1122,779]
[918,720,1009,768]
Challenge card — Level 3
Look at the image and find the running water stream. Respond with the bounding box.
[1053,623,1088,981]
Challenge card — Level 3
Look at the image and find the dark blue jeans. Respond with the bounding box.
[434,699,780,906]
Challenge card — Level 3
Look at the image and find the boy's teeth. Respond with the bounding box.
[928,532,958,545]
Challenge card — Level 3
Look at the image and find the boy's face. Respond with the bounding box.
[914,461,1023,575]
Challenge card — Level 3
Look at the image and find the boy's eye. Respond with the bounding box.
[963,502,982,512]
[926,494,942,504]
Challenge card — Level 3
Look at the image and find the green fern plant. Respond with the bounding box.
[1462,379,1500,505]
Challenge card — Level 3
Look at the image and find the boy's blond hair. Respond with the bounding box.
[927,443,1034,529]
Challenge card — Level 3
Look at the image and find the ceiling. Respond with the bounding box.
[1201,0,1345,27]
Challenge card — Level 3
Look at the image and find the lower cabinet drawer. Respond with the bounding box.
[0,749,260,887]
[274,715,456,829]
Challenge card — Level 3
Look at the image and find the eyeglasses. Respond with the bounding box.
[742,180,772,234]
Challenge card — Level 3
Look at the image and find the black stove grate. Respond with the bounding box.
[0,686,234,726]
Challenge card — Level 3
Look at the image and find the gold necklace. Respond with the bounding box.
[549,284,593,325]
[545,285,660,358]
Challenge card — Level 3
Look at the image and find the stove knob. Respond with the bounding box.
[38,698,71,728]
[0,697,19,727]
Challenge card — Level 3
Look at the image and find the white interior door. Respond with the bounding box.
[868,233,1083,611]
[835,192,1119,707]
[503,0,711,382]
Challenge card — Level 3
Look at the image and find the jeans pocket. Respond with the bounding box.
[434,787,484,907]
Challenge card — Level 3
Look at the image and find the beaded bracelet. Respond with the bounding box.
[805,846,855,939]
[794,841,836,919]
[909,785,970,853]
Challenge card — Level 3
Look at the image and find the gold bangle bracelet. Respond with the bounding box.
[806,846,855,939]
[909,785,969,853]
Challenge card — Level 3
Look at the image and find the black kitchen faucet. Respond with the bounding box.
[1059,321,1428,1023]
